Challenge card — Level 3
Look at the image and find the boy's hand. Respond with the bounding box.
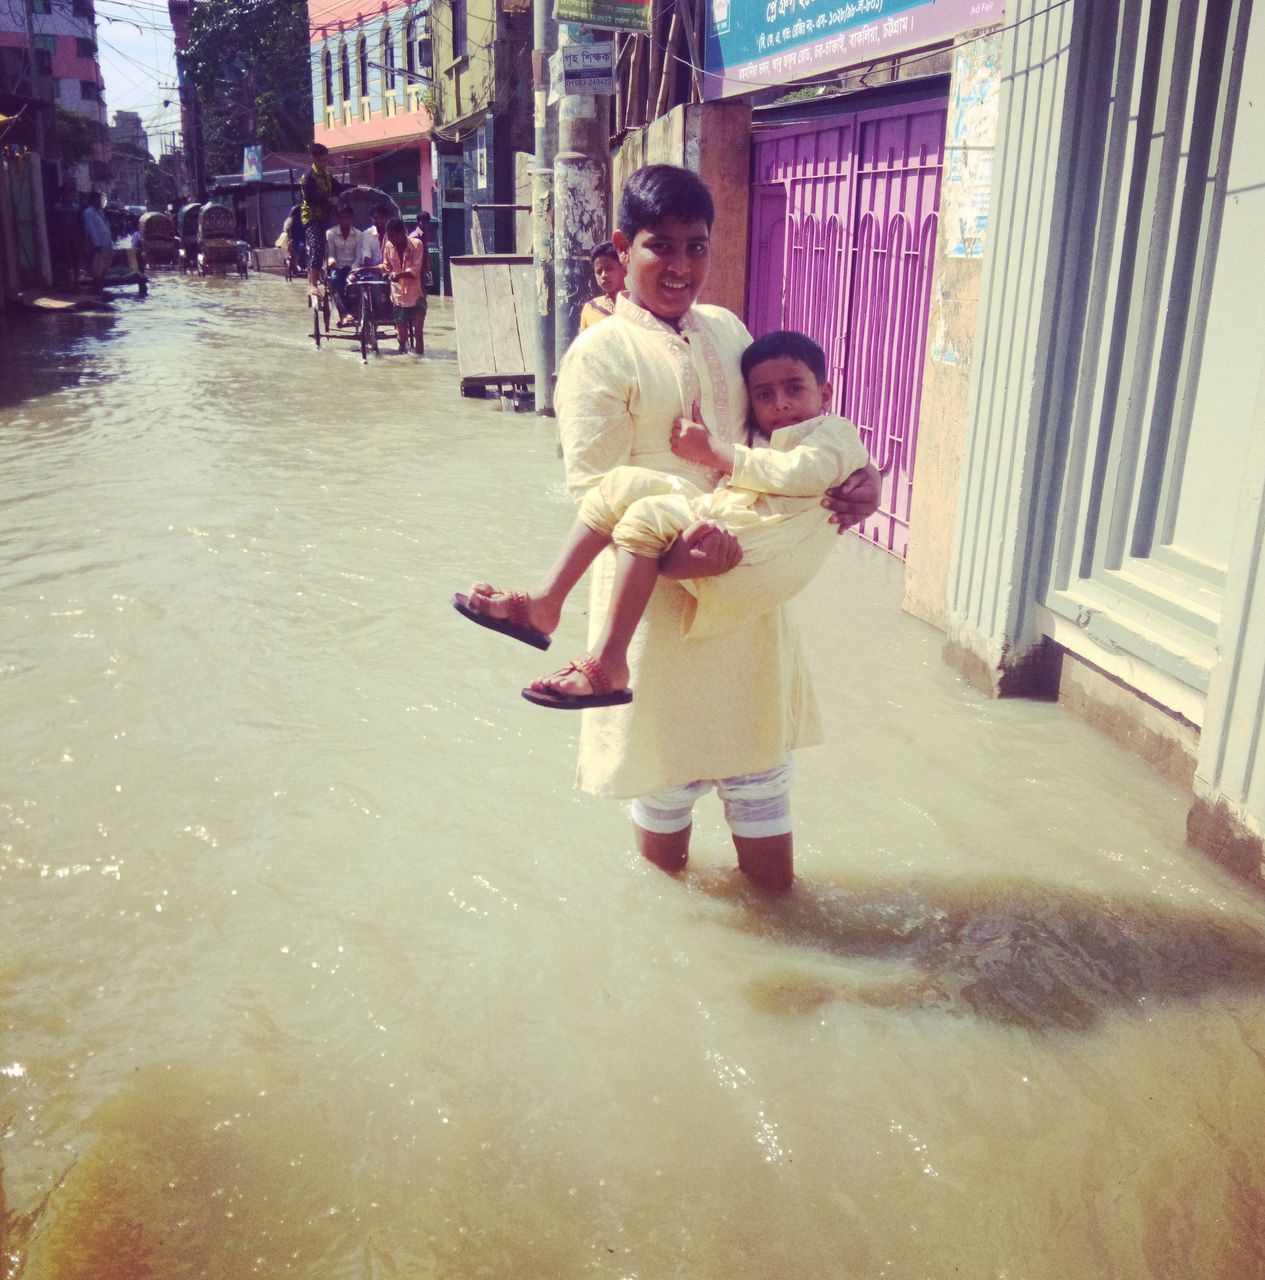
[822,462,881,530]
[670,403,735,472]
[659,520,743,579]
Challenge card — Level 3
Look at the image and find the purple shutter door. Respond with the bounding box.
[841,102,946,558]
[746,97,947,560]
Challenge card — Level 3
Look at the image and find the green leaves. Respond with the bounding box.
[183,0,314,175]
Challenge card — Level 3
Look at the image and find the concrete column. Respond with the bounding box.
[1189,14,1265,873]
[531,0,557,413]
[943,0,1104,696]
[1189,367,1265,876]
[553,26,610,367]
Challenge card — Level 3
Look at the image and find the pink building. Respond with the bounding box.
[307,0,436,224]
[0,0,112,188]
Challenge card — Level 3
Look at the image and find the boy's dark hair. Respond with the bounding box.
[337,202,354,216]
[385,216,406,237]
[590,241,618,263]
[616,165,714,238]
[371,202,390,217]
[309,142,329,158]
[741,330,829,384]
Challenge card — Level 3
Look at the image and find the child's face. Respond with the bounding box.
[592,253,626,298]
[612,217,710,323]
[745,356,831,434]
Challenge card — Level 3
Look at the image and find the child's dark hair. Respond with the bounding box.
[741,330,828,384]
[590,240,618,263]
[385,216,406,237]
[616,165,714,239]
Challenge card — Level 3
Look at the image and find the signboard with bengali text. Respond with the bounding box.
[553,0,651,35]
[702,0,1003,100]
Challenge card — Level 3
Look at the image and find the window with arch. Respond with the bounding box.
[357,34,368,100]
[323,48,334,107]
[416,16,431,71]
[405,17,416,80]
[451,0,466,59]
[339,42,351,102]
[381,23,395,94]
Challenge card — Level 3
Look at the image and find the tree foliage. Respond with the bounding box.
[183,0,313,177]
[55,107,96,167]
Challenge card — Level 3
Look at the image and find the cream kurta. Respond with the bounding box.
[555,295,829,799]
[579,413,870,641]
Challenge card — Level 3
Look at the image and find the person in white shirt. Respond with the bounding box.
[358,202,391,269]
[325,203,364,326]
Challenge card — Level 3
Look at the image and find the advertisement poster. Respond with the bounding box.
[702,0,1003,100]
[242,145,264,183]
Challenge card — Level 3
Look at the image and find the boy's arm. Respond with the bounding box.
[555,333,636,500]
[728,419,870,497]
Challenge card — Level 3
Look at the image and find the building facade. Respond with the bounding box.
[308,0,437,239]
[427,0,533,278]
[0,0,111,189]
[110,108,147,205]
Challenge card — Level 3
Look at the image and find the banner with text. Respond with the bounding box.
[702,0,1003,100]
[553,0,651,35]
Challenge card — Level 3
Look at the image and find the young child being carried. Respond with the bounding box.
[454,328,870,709]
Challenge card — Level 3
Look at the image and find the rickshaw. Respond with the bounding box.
[139,210,177,267]
[308,186,401,361]
[176,203,201,273]
[197,203,249,278]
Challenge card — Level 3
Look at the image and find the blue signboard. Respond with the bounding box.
[702,0,1003,100]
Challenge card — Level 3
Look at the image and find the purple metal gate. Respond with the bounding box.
[747,99,946,558]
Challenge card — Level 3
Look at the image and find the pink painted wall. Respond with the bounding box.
[308,0,412,40]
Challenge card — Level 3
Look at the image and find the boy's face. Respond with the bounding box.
[339,209,353,232]
[745,356,831,434]
[592,253,626,298]
[612,217,710,323]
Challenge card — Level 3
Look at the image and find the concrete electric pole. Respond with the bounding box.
[552,25,611,373]
[531,0,557,415]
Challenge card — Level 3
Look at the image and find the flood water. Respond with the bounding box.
[3,274,1265,1279]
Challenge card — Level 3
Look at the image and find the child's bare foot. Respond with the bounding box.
[466,582,561,637]
[523,652,631,710]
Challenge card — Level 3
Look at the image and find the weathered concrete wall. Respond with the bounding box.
[903,30,1001,630]
[611,100,752,318]
[1057,652,1198,790]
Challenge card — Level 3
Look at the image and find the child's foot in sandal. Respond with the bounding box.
[522,653,632,709]
[452,583,559,650]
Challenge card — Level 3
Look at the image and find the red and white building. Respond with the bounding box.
[307,0,436,223]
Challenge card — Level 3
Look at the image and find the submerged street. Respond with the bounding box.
[3,273,1265,1277]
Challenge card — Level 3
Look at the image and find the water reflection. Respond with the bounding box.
[0,313,118,411]
[697,874,1265,1032]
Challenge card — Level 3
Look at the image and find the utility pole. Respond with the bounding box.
[552,25,610,372]
[531,0,557,414]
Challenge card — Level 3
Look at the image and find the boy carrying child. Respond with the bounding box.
[454,164,878,891]
[455,329,868,710]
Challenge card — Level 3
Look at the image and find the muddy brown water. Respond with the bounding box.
[2,274,1265,1278]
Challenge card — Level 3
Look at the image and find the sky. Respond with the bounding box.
[93,0,181,156]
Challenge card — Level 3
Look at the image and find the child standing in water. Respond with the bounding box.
[579,241,627,330]
[457,165,879,891]
[455,330,869,709]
